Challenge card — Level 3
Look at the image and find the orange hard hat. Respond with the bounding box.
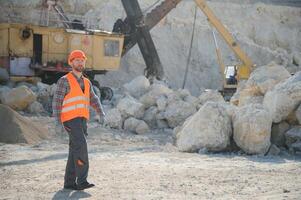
[68,50,87,65]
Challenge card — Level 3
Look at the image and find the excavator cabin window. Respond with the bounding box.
[104,40,120,57]
[225,65,238,85]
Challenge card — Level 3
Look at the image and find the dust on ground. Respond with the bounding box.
[0,117,301,200]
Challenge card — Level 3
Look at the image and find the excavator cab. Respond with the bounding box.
[225,65,238,86]
[0,0,125,101]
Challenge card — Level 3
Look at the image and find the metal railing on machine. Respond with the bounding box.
[1,5,101,30]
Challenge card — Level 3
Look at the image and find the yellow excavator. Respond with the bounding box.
[0,0,254,99]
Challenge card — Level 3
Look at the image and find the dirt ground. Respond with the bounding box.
[0,117,301,200]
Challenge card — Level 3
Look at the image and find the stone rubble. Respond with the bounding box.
[0,61,300,155]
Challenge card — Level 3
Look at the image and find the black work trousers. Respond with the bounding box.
[63,117,89,186]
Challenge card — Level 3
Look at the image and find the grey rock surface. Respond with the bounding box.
[123,75,150,98]
[176,102,232,152]
[271,122,290,147]
[2,86,36,110]
[117,95,145,119]
[263,72,301,123]
[105,108,122,129]
[233,104,272,154]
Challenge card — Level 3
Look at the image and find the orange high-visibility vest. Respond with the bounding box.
[60,72,90,123]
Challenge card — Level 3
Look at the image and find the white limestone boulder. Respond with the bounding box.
[123,75,150,98]
[176,102,232,152]
[139,83,173,108]
[156,96,167,112]
[230,80,247,106]
[164,100,197,128]
[2,86,36,110]
[123,117,150,134]
[285,126,301,148]
[105,108,122,129]
[27,101,45,114]
[245,62,291,95]
[143,106,158,128]
[37,83,53,113]
[233,104,272,154]
[184,95,199,108]
[238,88,263,107]
[117,95,145,119]
[263,71,301,123]
[198,89,225,106]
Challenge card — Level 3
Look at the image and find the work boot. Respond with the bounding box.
[76,181,95,190]
[64,183,77,190]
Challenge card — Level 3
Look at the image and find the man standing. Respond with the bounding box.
[52,50,105,190]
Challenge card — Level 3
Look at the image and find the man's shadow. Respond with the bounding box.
[52,189,91,200]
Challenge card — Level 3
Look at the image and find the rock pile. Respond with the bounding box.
[0,62,300,155]
[0,104,48,144]
[0,80,56,115]
[230,62,301,154]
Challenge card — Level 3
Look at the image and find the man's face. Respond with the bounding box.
[71,58,86,72]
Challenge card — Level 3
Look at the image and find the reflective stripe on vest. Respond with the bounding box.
[60,72,90,123]
[62,96,90,106]
[61,103,89,113]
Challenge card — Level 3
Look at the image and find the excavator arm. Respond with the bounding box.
[115,0,254,82]
[194,0,254,81]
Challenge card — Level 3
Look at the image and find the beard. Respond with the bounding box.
[74,65,85,72]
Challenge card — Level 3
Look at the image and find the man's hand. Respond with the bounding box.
[63,125,71,132]
[96,115,106,125]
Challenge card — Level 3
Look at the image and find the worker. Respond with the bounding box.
[52,50,105,190]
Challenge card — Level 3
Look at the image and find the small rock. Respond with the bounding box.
[123,117,149,134]
[198,89,225,105]
[117,95,145,119]
[135,121,150,134]
[27,101,45,114]
[123,75,150,98]
[285,126,301,147]
[105,108,122,129]
[271,122,290,147]
[267,144,281,156]
[156,96,167,111]
[143,106,158,128]
[164,100,196,128]
[139,83,173,108]
[2,86,37,110]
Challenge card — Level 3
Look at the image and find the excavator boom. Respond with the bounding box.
[194,0,254,80]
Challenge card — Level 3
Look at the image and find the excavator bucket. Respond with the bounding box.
[119,0,165,80]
